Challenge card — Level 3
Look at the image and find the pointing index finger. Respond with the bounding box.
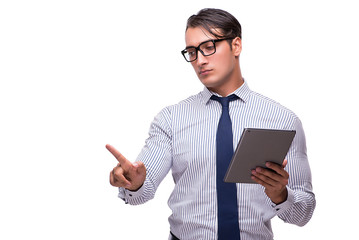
[106,144,130,166]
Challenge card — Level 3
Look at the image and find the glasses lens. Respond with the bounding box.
[182,40,217,62]
[183,48,197,62]
[199,40,215,56]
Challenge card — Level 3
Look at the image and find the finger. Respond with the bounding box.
[251,174,274,188]
[110,170,116,186]
[255,165,289,188]
[261,166,289,186]
[265,162,289,179]
[252,169,277,187]
[255,167,281,181]
[106,144,130,167]
[112,166,131,187]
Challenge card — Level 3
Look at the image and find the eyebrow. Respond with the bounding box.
[185,39,213,49]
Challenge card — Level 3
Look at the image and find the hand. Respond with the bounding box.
[106,144,146,191]
[251,159,289,204]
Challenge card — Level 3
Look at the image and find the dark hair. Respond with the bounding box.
[186,8,242,40]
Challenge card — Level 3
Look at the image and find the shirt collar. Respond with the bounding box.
[200,80,251,105]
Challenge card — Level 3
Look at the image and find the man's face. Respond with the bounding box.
[185,27,240,90]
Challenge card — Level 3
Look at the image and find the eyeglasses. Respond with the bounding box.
[181,38,234,62]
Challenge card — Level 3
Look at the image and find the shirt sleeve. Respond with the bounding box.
[118,107,173,205]
[274,117,316,226]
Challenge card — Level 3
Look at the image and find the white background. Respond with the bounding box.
[1,0,358,239]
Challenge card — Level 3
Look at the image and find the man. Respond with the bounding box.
[107,8,315,240]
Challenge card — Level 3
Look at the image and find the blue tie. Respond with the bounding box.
[211,94,240,240]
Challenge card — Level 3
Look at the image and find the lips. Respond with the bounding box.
[199,69,212,75]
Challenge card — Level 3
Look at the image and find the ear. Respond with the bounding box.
[232,37,242,57]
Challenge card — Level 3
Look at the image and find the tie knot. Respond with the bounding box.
[211,94,238,107]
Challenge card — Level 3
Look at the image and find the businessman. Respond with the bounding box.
[107,8,315,240]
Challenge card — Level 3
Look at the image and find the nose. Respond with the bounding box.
[196,50,208,66]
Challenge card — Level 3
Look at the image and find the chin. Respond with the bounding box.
[199,77,222,89]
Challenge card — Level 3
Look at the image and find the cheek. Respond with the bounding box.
[190,62,199,76]
[190,62,197,69]
[215,53,234,73]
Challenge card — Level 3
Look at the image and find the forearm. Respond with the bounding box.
[276,118,315,226]
[118,108,173,205]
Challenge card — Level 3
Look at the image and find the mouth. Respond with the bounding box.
[199,69,212,75]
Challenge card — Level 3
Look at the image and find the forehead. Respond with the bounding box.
[185,27,216,47]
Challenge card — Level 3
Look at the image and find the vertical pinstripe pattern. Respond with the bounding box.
[118,82,315,240]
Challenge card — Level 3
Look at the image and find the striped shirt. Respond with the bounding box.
[118,82,316,240]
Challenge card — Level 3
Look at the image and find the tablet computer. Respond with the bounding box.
[224,128,296,183]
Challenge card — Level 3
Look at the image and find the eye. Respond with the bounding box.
[205,45,215,51]
[187,49,196,56]
[200,41,215,54]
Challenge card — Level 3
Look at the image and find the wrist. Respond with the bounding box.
[271,188,288,205]
[127,183,143,192]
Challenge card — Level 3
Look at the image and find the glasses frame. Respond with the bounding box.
[181,38,234,62]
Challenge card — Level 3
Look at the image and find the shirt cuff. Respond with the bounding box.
[118,184,145,204]
[271,186,295,214]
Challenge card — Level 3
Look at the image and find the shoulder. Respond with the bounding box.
[249,90,298,119]
[163,91,204,112]
[154,91,203,122]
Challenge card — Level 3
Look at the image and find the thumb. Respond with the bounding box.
[133,162,146,174]
[282,159,288,168]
